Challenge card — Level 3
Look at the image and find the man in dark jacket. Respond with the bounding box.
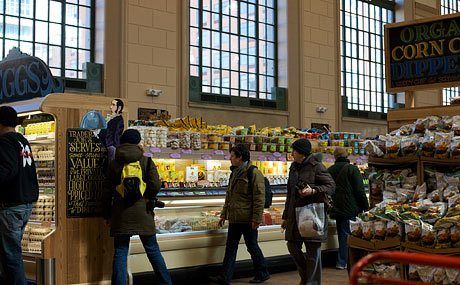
[0,106,39,285]
[104,129,171,285]
[210,144,270,285]
[328,147,369,270]
[282,139,335,285]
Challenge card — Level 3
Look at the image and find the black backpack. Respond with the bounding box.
[247,166,273,208]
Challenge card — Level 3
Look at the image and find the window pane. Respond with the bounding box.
[190,46,199,65]
[65,48,78,69]
[79,49,90,71]
[203,0,211,11]
[212,0,219,13]
[50,1,62,23]
[203,48,211,66]
[79,28,91,49]
[21,0,34,18]
[203,11,211,29]
[20,41,33,55]
[49,45,61,67]
[66,4,78,25]
[36,0,48,20]
[34,43,48,62]
[202,29,210,47]
[66,26,78,47]
[212,31,220,48]
[20,18,33,41]
[5,16,19,39]
[79,6,91,28]
[190,27,199,46]
[6,0,19,16]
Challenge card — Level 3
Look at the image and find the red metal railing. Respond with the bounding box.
[349,251,460,285]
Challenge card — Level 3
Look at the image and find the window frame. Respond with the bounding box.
[189,0,280,109]
[340,0,396,118]
[0,0,95,79]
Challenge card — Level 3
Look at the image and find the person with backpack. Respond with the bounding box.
[210,144,270,284]
[281,138,335,285]
[103,129,172,285]
[328,147,369,270]
[0,106,39,285]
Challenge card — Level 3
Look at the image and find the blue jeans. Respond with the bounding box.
[336,218,351,268]
[0,203,32,285]
[112,235,172,285]
[221,223,269,283]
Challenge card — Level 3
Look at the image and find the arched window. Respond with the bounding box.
[0,0,94,78]
[340,0,395,115]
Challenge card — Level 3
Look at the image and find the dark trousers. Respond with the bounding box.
[287,241,322,285]
[222,223,269,283]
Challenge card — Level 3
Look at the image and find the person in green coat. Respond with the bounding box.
[328,147,369,270]
[210,144,270,285]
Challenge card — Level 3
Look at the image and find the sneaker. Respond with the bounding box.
[209,275,230,285]
[249,275,270,283]
[336,265,347,270]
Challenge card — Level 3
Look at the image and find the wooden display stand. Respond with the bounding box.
[5,93,125,285]
[387,104,460,132]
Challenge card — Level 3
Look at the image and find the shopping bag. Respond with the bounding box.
[295,203,326,238]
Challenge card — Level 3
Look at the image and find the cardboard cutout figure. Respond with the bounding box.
[103,99,124,160]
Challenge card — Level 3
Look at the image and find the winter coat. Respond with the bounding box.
[283,154,336,242]
[220,163,265,224]
[0,132,38,204]
[328,157,369,219]
[103,143,160,236]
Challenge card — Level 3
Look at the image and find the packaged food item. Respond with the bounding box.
[248,143,256,151]
[414,118,427,134]
[223,135,236,143]
[435,132,452,159]
[385,136,400,159]
[208,134,222,142]
[397,124,414,136]
[362,221,374,240]
[179,132,191,149]
[386,221,402,237]
[401,136,418,156]
[256,144,268,152]
[428,189,443,203]
[269,144,277,153]
[452,137,460,159]
[445,268,460,284]
[374,220,387,240]
[350,219,363,238]
[219,142,230,150]
[383,191,397,201]
[452,226,460,246]
[413,183,427,201]
[408,265,420,281]
[444,185,459,200]
[433,268,448,284]
[374,264,400,279]
[420,131,435,157]
[421,222,436,247]
[277,145,285,153]
[437,228,451,248]
[453,116,460,136]
[396,188,415,204]
[191,132,201,150]
[201,141,209,150]
[426,116,441,130]
[244,136,255,143]
[405,220,421,243]
[254,136,264,144]
[418,266,435,283]
[208,142,219,150]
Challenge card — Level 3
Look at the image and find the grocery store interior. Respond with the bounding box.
[2,0,460,284]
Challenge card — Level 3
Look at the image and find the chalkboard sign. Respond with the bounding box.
[385,13,460,92]
[67,129,107,218]
[0,48,64,103]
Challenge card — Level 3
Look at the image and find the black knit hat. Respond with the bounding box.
[292,138,312,156]
[120,129,141,145]
[0,106,18,127]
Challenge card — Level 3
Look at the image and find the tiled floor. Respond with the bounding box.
[231,268,349,285]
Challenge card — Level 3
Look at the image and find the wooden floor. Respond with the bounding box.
[231,268,349,285]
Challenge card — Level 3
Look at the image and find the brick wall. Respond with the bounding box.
[300,0,338,130]
[123,0,179,119]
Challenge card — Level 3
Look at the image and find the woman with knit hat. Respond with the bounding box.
[281,139,335,285]
[328,147,368,270]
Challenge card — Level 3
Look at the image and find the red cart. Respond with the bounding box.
[349,251,460,285]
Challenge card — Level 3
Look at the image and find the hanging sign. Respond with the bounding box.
[0,48,64,103]
[67,129,107,218]
[385,13,460,92]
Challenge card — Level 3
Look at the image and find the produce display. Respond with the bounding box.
[408,265,460,284]
[130,117,367,155]
[352,168,460,249]
[365,115,460,159]
[30,194,55,222]
[362,263,401,280]
[155,207,284,234]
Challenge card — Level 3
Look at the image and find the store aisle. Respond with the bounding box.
[230,268,349,285]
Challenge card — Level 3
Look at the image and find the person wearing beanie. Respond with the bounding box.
[282,138,335,285]
[0,106,39,284]
[103,129,172,285]
[328,147,369,270]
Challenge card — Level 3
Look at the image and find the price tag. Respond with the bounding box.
[273,152,282,157]
[201,154,213,160]
[150,147,162,153]
[143,152,153,157]
[181,149,192,154]
[170,153,181,159]
[213,150,225,155]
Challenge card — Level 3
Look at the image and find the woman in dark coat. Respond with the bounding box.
[282,139,336,285]
[328,147,369,270]
[104,129,172,285]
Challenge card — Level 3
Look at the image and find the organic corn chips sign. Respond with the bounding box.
[385,13,460,92]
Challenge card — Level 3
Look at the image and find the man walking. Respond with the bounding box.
[0,106,39,285]
[210,144,270,284]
